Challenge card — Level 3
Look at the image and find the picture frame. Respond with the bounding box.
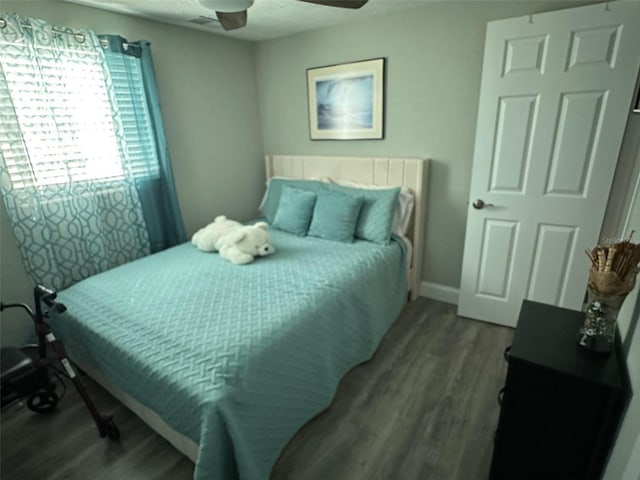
[306,58,385,140]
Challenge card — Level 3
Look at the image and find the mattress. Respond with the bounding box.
[50,229,407,480]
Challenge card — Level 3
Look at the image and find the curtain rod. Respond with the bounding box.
[0,16,87,43]
[99,38,128,50]
[98,37,144,53]
[0,16,142,50]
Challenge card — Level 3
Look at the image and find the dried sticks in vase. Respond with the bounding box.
[585,232,640,280]
[579,232,639,353]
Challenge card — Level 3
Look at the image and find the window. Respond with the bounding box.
[0,35,158,189]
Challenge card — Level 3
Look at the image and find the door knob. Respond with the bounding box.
[472,199,494,209]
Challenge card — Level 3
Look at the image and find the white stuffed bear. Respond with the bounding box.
[191,216,275,265]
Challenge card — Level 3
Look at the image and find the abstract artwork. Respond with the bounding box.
[307,58,384,140]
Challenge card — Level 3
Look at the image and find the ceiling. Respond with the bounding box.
[64,0,431,42]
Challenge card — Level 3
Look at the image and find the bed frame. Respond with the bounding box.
[79,154,429,464]
[266,155,428,301]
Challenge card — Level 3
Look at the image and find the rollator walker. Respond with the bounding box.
[1,285,119,440]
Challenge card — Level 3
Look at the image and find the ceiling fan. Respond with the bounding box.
[196,0,369,31]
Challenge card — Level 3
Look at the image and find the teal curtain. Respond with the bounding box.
[99,35,186,252]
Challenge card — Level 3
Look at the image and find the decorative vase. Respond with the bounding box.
[576,286,626,353]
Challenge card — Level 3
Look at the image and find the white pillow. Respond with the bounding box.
[322,177,414,237]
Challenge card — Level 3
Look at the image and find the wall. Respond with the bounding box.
[0,1,263,346]
[603,158,640,480]
[601,112,640,250]
[254,0,596,291]
[608,111,640,342]
[605,293,640,480]
[0,208,34,345]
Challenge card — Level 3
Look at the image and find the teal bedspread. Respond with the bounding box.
[51,229,407,480]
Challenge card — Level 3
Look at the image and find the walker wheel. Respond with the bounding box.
[102,416,120,441]
[27,390,59,413]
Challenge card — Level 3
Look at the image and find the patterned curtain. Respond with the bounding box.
[0,13,151,290]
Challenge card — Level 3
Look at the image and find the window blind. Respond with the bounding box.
[0,39,125,189]
[0,38,159,189]
[104,51,160,180]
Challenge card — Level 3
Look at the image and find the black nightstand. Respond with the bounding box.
[489,300,630,480]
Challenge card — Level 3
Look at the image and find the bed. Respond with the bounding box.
[49,154,429,480]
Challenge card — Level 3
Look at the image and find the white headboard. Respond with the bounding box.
[265,155,428,301]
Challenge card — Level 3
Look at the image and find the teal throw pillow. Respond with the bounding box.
[272,186,318,236]
[328,184,400,244]
[308,189,363,243]
[260,177,325,224]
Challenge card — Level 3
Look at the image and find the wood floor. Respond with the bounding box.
[0,298,513,480]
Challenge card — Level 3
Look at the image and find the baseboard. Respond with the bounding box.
[419,281,460,305]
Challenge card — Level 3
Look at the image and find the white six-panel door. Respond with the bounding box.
[458,1,640,327]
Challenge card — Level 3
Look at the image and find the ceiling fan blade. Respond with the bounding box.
[297,0,368,8]
[216,10,247,30]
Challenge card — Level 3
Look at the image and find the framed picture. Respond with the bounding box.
[306,58,385,140]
